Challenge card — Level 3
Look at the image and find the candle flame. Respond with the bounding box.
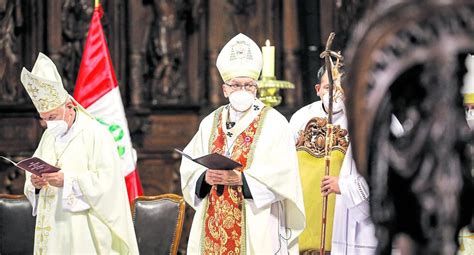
[265,39,270,47]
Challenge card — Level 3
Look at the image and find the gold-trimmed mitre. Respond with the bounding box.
[463,54,474,104]
[216,33,263,82]
[20,52,68,113]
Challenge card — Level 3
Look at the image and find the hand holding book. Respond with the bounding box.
[175,148,242,195]
[31,174,48,189]
[206,169,242,186]
[174,148,242,170]
[0,156,60,177]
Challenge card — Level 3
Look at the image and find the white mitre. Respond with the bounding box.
[216,33,263,82]
[462,54,474,104]
[20,52,68,113]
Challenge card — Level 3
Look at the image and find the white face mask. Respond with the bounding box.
[322,93,344,113]
[466,109,474,129]
[229,90,255,112]
[46,107,69,138]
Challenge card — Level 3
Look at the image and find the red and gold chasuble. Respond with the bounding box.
[202,107,266,254]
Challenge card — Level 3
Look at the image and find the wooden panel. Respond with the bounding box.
[138,155,181,195]
[142,114,199,152]
[0,117,43,153]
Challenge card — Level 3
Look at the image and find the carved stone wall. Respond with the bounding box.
[0,0,350,252]
[0,0,24,105]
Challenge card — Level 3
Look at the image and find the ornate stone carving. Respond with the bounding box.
[224,0,255,32]
[144,0,192,105]
[59,0,92,93]
[1,167,23,194]
[345,1,474,253]
[333,0,377,50]
[0,157,26,195]
[225,0,255,15]
[296,117,349,157]
[0,0,24,105]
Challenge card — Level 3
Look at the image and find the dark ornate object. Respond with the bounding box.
[345,1,474,254]
[296,117,349,157]
[59,0,92,93]
[0,164,24,194]
[0,0,23,105]
[225,0,255,16]
[143,0,192,106]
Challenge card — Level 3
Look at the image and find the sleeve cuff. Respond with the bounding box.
[338,175,371,222]
[24,182,38,216]
[338,176,354,207]
[244,172,279,209]
[195,170,212,198]
[62,171,90,212]
[242,173,253,199]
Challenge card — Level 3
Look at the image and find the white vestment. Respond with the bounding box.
[180,100,306,254]
[24,110,139,254]
[290,101,402,255]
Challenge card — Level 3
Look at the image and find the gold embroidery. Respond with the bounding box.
[296,117,349,157]
[229,186,239,204]
[23,74,66,112]
[203,105,270,254]
[35,187,56,254]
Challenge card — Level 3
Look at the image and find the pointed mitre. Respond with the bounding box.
[216,33,263,82]
[463,54,474,104]
[20,53,69,113]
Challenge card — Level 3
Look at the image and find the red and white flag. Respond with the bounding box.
[73,5,143,203]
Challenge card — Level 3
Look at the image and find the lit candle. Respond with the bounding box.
[262,39,275,78]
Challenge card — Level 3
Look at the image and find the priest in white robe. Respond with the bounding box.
[21,53,139,254]
[290,66,402,254]
[180,33,305,254]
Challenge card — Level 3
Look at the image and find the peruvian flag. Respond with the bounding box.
[73,4,143,203]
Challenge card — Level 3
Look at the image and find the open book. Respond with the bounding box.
[175,149,242,196]
[0,156,60,176]
[174,149,242,170]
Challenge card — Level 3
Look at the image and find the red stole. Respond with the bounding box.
[202,107,265,254]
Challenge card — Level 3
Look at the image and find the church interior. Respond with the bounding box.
[0,0,473,254]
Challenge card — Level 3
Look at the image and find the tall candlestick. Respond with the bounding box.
[262,39,275,78]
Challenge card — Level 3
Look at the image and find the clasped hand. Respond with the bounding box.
[321,175,340,196]
[31,172,64,188]
[205,169,242,186]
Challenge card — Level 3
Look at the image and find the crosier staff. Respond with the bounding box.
[318,32,343,255]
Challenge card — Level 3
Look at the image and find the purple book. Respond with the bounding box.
[0,156,60,176]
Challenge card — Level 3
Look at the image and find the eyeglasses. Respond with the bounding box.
[224,82,258,91]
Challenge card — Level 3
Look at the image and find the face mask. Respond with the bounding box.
[46,107,69,138]
[229,90,255,112]
[322,93,344,113]
[466,109,474,129]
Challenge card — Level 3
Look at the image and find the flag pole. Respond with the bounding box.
[95,0,100,8]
